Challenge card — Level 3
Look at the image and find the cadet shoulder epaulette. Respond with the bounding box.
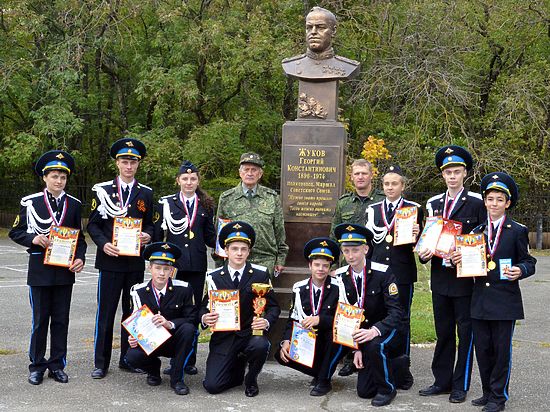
[96,180,113,187]
[329,277,340,286]
[132,280,149,291]
[250,263,268,272]
[292,278,310,289]
[369,200,384,207]
[159,194,175,201]
[172,279,189,288]
[427,193,444,204]
[334,55,360,65]
[405,200,421,208]
[137,183,152,191]
[338,192,353,200]
[21,192,43,202]
[334,265,349,276]
[467,191,482,200]
[282,53,306,63]
[66,194,82,203]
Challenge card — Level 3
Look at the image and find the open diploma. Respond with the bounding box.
[333,302,363,349]
[112,217,142,256]
[415,217,443,253]
[456,234,487,278]
[122,304,171,356]
[44,225,79,267]
[289,321,316,368]
[215,218,232,258]
[394,206,418,246]
[434,219,462,259]
[209,290,240,332]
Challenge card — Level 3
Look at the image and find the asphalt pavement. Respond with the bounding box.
[0,239,548,411]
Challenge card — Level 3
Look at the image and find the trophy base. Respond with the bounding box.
[252,329,264,336]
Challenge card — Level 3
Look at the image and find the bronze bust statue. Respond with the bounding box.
[282,7,360,81]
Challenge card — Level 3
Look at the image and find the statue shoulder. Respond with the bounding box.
[334,55,361,67]
[282,54,306,64]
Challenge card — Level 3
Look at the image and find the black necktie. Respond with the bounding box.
[446,197,454,216]
[186,199,194,215]
[233,271,240,288]
[55,197,63,219]
[247,189,253,200]
[122,186,130,203]
[159,293,164,307]
[314,288,321,308]
[387,202,394,221]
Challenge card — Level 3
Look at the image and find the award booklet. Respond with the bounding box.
[289,321,316,368]
[209,289,240,332]
[215,218,232,258]
[43,225,79,268]
[434,219,463,259]
[112,217,142,256]
[333,302,364,349]
[122,304,171,355]
[414,217,443,253]
[456,234,487,278]
[393,206,418,246]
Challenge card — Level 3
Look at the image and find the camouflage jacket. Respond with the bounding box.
[330,189,385,238]
[216,184,289,271]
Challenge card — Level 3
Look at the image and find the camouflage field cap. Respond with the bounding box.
[239,152,264,167]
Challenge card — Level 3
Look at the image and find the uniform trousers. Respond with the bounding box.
[397,283,414,356]
[28,285,73,373]
[431,292,474,391]
[472,319,515,406]
[94,270,144,369]
[126,323,196,385]
[203,335,270,394]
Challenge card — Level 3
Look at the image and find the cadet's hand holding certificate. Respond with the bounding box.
[209,290,241,332]
[289,321,316,368]
[394,206,418,245]
[456,234,487,277]
[112,217,142,256]
[44,225,79,268]
[333,302,364,349]
[122,305,171,355]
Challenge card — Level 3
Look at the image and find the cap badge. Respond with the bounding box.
[233,223,242,229]
[126,141,134,147]
[56,153,64,159]
[348,234,353,239]
[161,244,170,249]
[445,148,454,154]
[320,241,328,247]
[346,225,355,231]
[492,175,499,180]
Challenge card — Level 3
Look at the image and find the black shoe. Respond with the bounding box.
[310,381,332,396]
[119,359,146,374]
[48,369,69,383]
[419,384,451,396]
[245,384,259,397]
[482,402,505,412]
[163,366,172,375]
[449,389,467,403]
[171,381,190,395]
[472,394,490,406]
[147,374,162,386]
[184,365,198,375]
[338,363,356,376]
[91,368,107,379]
[310,377,318,386]
[371,390,397,407]
[28,371,44,385]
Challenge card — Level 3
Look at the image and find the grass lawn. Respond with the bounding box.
[411,258,436,344]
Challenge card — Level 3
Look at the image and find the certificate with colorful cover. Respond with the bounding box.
[414,216,443,253]
[112,217,142,256]
[333,302,364,349]
[289,321,316,368]
[44,225,80,268]
[456,234,487,278]
[122,304,171,355]
[434,219,463,259]
[394,206,418,246]
[215,218,232,258]
[209,289,241,332]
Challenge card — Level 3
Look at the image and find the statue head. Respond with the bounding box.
[305,7,336,53]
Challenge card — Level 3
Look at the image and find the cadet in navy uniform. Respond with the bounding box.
[126,242,197,395]
[418,145,486,403]
[334,224,404,407]
[365,164,424,384]
[451,173,536,412]
[155,160,216,375]
[87,138,154,379]
[9,150,87,385]
[200,221,280,397]
[275,238,343,397]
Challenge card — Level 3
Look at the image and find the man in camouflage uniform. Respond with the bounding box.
[216,152,289,276]
[330,159,385,238]
[330,158,384,377]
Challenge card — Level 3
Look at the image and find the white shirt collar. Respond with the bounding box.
[491,215,505,228]
[47,190,66,200]
[385,197,401,209]
[311,282,322,294]
[242,183,257,195]
[119,178,135,190]
[154,284,167,296]
[228,264,246,279]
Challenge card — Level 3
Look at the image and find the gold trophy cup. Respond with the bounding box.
[251,283,272,336]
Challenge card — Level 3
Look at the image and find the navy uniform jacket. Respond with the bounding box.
[87,179,154,272]
[154,193,216,273]
[424,190,486,297]
[470,218,536,320]
[200,262,281,354]
[335,262,403,337]
[130,278,197,329]
[367,199,425,284]
[9,191,87,286]
[282,276,340,342]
